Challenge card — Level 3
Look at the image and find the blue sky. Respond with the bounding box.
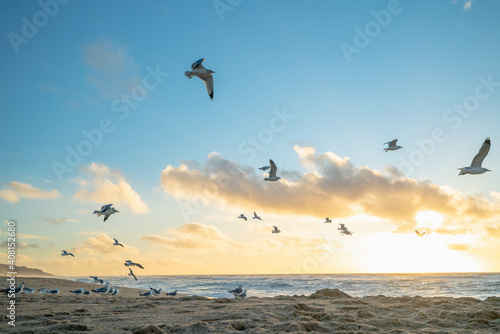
[1,0,500,275]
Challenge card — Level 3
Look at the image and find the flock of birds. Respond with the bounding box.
[46,58,493,299]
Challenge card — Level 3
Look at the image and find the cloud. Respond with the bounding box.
[0,240,39,249]
[142,222,341,258]
[84,39,141,99]
[73,163,148,214]
[74,233,139,255]
[43,217,79,225]
[160,147,500,229]
[447,243,471,251]
[142,222,243,253]
[0,182,60,203]
[17,234,51,240]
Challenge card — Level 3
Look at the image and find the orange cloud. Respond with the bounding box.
[0,182,60,203]
[74,163,148,214]
[447,244,471,251]
[74,233,139,255]
[142,222,243,253]
[160,147,500,226]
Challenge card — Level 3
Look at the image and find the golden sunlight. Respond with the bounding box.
[415,211,444,229]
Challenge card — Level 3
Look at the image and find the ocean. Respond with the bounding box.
[65,273,500,300]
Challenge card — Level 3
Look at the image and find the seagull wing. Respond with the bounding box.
[113,238,118,244]
[470,137,490,168]
[390,139,398,147]
[103,214,111,222]
[199,75,214,100]
[101,204,112,212]
[269,160,277,177]
[191,58,205,70]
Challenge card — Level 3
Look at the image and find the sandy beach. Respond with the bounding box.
[1,277,499,333]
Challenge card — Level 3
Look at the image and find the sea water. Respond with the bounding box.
[65,273,500,300]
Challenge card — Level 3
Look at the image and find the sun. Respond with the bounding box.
[415,211,444,229]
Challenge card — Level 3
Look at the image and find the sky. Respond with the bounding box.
[1,0,500,276]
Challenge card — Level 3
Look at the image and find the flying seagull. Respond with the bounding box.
[415,230,426,237]
[338,224,347,231]
[128,268,137,281]
[166,289,179,296]
[272,226,281,234]
[93,204,119,222]
[61,250,74,257]
[124,260,144,269]
[113,238,124,247]
[253,212,262,220]
[185,58,215,100]
[90,276,104,284]
[264,159,281,181]
[238,214,247,221]
[384,139,403,152]
[458,137,491,175]
[340,229,353,236]
[258,166,270,171]
[324,218,332,224]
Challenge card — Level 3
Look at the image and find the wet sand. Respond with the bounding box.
[2,277,500,333]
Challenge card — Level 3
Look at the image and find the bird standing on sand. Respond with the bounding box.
[70,288,84,295]
[458,137,491,175]
[139,290,153,297]
[384,139,403,152]
[93,282,111,294]
[229,285,244,297]
[185,58,215,100]
[166,289,179,296]
[93,204,119,222]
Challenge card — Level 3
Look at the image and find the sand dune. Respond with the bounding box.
[2,277,500,333]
